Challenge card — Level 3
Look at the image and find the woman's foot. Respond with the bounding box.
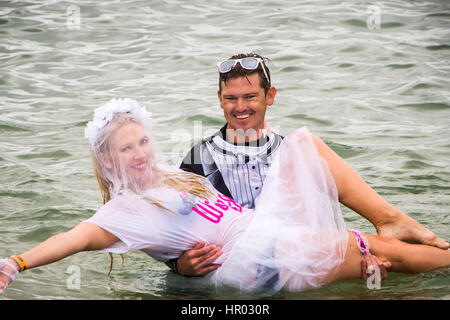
[376,213,449,249]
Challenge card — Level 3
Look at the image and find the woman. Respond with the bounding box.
[1,99,448,294]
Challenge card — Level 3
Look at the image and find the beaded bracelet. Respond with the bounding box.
[10,255,28,272]
[349,229,370,255]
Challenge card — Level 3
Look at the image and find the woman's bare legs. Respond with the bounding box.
[332,232,450,282]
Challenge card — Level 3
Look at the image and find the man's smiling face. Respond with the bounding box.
[218,73,276,142]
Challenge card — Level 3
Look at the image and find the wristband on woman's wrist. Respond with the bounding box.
[10,255,28,272]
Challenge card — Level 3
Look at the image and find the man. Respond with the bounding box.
[167,52,448,280]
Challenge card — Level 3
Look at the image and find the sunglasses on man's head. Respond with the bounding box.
[217,57,270,84]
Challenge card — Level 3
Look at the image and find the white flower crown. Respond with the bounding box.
[85,98,152,146]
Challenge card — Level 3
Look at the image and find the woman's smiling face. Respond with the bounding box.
[108,122,153,188]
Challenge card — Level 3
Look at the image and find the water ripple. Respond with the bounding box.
[0,0,449,300]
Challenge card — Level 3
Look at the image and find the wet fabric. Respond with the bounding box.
[85,127,348,293]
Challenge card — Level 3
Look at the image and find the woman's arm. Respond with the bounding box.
[1,222,118,292]
[18,222,118,270]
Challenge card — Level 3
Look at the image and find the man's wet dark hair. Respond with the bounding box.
[218,52,271,94]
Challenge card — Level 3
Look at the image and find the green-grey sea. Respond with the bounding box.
[0,0,449,300]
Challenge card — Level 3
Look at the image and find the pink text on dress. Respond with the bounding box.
[192,194,243,223]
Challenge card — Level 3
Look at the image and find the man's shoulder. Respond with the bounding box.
[184,125,224,155]
[179,124,225,173]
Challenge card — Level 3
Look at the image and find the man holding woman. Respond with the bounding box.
[1,54,448,295]
[0,97,449,294]
[172,52,448,278]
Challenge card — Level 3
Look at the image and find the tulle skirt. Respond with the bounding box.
[206,127,349,294]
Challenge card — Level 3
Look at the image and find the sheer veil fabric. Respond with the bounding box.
[207,127,348,293]
[86,100,348,294]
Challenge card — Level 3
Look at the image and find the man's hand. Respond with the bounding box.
[177,241,223,277]
[361,252,391,281]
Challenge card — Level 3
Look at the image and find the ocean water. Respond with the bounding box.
[0,0,449,300]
